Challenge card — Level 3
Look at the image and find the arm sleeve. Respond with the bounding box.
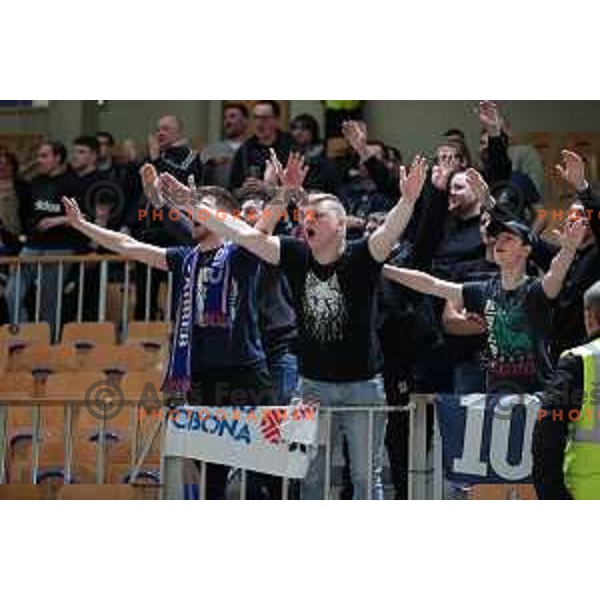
[462,281,488,314]
[484,133,512,187]
[408,178,449,269]
[532,352,583,500]
[529,236,558,273]
[278,236,309,276]
[165,246,191,273]
[527,279,555,338]
[577,185,600,246]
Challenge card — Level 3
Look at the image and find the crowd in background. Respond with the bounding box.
[0,100,597,498]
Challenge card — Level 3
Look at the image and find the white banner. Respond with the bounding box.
[163,404,319,479]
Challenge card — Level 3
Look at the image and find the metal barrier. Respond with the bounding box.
[0,394,444,499]
[0,254,444,498]
[0,254,173,340]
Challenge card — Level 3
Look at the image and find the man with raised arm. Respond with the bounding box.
[61,179,281,500]
[156,155,428,499]
[383,206,587,394]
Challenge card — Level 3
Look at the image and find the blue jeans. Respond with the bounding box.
[299,375,386,500]
[267,351,299,404]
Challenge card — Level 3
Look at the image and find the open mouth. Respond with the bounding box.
[306,227,316,239]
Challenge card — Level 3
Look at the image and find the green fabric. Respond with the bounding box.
[324,101,362,111]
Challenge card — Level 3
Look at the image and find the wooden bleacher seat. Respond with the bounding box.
[42,371,115,399]
[120,370,164,398]
[0,482,159,500]
[58,484,141,500]
[0,323,51,365]
[0,322,51,347]
[61,322,116,349]
[126,321,170,344]
[8,344,76,373]
[66,343,166,374]
[66,344,123,374]
[0,484,45,500]
[467,484,537,500]
[0,344,7,372]
[0,371,35,395]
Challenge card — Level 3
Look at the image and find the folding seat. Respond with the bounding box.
[0,322,51,370]
[125,320,170,350]
[61,322,116,349]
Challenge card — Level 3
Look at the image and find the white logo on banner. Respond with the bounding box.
[452,394,540,480]
[163,405,319,479]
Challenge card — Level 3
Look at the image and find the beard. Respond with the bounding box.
[192,226,212,244]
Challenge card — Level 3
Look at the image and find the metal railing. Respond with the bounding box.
[0,254,173,341]
[0,254,444,499]
[0,395,444,499]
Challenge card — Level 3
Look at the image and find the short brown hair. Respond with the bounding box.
[195,185,239,213]
[436,137,471,166]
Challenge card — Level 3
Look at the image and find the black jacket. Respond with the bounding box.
[137,144,202,247]
[530,185,600,359]
[531,333,600,499]
[229,131,295,192]
[482,133,512,188]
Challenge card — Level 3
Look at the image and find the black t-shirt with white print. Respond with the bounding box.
[279,236,383,382]
[463,276,554,393]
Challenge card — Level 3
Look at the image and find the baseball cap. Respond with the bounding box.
[487,218,533,246]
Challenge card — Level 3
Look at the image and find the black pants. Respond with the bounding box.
[383,365,411,499]
[186,363,281,500]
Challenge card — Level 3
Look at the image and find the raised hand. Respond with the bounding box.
[158,172,192,206]
[558,216,588,252]
[465,168,492,208]
[341,120,368,154]
[556,149,587,192]
[122,138,138,163]
[264,148,282,186]
[147,133,160,161]
[431,163,455,192]
[479,101,502,137]
[140,163,165,208]
[400,155,428,203]
[61,197,84,227]
[280,151,309,189]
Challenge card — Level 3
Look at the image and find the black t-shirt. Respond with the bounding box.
[463,276,554,393]
[22,172,95,249]
[229,132,295,191]
[432,215,492,283]
[279,236,383,382]
[59,169,109,250]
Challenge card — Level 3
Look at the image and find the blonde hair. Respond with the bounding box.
[306,193,347,243]
[306,193,347,220]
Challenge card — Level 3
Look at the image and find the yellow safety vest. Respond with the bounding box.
[324,101,362,111]
[563,338,600,499]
